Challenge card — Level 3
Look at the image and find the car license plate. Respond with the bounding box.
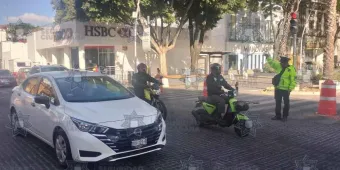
[131,138,147,148]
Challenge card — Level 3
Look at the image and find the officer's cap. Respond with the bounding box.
[280,56,290,63]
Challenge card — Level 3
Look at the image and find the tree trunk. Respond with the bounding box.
[159,50,168,75]
[278,14,291,56]
[278,0,298,57]
[190,34,205,72]
[324,0,337,78]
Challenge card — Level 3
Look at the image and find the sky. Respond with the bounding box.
[0,0,55,26]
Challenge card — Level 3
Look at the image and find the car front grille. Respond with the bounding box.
[91,122,162,153]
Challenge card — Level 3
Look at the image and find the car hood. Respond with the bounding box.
[64,97,159,129]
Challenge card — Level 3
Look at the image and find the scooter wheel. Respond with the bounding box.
[234,120,250,137]
[192,112,204,127]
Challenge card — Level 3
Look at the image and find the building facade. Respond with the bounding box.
[26,20,194,75]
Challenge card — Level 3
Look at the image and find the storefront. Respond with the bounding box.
[27,20,192,76]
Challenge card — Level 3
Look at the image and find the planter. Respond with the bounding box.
[319,80,340,90]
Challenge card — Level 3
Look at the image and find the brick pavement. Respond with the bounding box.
[0,87,340,170]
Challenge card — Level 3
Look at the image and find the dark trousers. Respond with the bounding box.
[275,89,290,118]
[207,95,228,118]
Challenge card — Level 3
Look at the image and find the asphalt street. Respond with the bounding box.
[1,87,340,170]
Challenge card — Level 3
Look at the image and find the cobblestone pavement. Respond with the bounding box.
[1,87,340,170]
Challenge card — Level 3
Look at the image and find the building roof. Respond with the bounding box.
[0,25,7,30]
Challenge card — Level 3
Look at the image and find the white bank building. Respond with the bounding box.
[4,11,279,76]
[26,20,192,76]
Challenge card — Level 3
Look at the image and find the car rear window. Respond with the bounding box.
[41,67,68,72]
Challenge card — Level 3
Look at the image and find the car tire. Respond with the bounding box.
[54,128,73,168]
[10,109,25,136]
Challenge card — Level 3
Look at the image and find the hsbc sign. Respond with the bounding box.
[85,25,116,37]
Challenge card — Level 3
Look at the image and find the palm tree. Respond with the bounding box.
[323,0,337,78]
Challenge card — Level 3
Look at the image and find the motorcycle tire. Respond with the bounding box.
[234,120,250,137]
[192,111,205,127]
[156,100,167,120]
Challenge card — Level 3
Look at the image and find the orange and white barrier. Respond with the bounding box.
[317,80,337,115]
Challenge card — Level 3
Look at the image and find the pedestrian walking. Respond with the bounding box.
[268,56,297,122]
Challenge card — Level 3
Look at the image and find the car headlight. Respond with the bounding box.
[154,112,163,131]
[71,117,109,134]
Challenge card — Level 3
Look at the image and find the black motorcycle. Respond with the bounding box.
[192,89,257,137]
[127,83,167,120]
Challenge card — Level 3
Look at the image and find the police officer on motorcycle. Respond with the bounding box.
[132,63,161,103]
[206,63,235,123]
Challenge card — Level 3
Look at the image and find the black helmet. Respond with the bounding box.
[210,63,221,75]
[280,56,290,63]
[137,63,147,72]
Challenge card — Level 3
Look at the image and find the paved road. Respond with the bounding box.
[0,87,340,170]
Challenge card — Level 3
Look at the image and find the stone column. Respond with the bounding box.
[78,46,85,69]
[63,47,71,68]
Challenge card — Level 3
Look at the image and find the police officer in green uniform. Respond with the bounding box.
[269,56,297,122]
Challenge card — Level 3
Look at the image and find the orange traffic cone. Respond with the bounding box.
[203,77,208,97]
[317,80,337,115]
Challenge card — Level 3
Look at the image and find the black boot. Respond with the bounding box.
[271,116,281,120]
[281,117,287,122]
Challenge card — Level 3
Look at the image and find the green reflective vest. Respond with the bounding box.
[277,65,297,91]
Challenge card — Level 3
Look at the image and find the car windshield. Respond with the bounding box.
[55,76,134,102]
[0,70,11,76]
[41,67,68,72]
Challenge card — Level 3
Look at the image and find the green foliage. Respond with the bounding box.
[6,21,38,42]
[51,0,88,23]
[188,0,247,31]
[248,0,286,18]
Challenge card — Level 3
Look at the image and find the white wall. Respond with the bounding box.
[1,41,30,70]
[0,30,6,42]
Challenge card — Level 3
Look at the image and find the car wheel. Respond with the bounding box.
[54,129,73,168]
[10,109,24,136]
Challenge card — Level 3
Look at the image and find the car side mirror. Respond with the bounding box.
[34,96,50,109]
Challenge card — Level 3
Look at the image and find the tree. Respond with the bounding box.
[323,0,337,78]
[187,0,246,71]
[51,0,88,23]
[6,20,38,42]
[82,0,194,75]
[248,0,301,57]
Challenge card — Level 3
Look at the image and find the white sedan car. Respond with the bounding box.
[9,71,166,167]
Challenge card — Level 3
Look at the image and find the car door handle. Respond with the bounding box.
[31,103,35,107]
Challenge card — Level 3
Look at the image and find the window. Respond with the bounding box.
[17,62,26,67]
[23,77,40,95]
[37,78,57,105]
[55,76,134,102]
